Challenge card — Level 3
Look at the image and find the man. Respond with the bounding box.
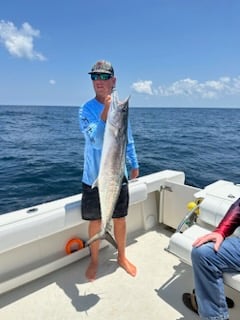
[183,198,240,320]
[79,60,139,281]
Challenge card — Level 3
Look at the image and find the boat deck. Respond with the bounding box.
[0,224,239,320]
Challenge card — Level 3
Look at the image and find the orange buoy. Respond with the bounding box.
[65,238,84,254]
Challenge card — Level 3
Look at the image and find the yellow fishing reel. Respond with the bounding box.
[187,198,203,215]
[176,198,203,232]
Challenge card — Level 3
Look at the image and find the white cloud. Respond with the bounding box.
[49,79,56,85]
[159,78,199,96]
[132,76,240,99]
[131,80,154,95]
[232,76,240,94]
[0,20,46,61]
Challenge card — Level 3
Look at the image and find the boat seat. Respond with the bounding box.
[167,180,240,292]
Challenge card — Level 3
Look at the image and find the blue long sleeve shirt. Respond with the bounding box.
[79,98,139,186]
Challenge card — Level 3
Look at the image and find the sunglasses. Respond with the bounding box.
[91,73,112,81]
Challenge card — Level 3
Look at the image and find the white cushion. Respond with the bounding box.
[168,225,209,265]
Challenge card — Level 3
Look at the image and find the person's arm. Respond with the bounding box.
[193,197,240,251]
[79,102,105,149]
[126,122,139,179]
[214,197,240,238]
[100,95,111,122]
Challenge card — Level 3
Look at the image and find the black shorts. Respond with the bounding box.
[81,182,129,221]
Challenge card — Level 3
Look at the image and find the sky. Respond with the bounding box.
[0,0,240,108]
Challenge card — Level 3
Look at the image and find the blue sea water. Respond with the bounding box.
[1,105,240,215]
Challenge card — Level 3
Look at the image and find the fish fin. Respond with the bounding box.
[124,95,130,103]
[92,178,98,189]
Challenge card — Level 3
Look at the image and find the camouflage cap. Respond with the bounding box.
[88,60,114,75]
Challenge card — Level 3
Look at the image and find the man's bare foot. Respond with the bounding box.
[85,262,98,281]
[118,257,137,277]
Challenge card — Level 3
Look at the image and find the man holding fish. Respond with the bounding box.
[79,60,139,281]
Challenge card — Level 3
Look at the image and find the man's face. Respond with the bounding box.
[91,73,116,98]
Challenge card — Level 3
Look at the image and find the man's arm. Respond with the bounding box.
[192,198,240,251]
[214,198,240,238]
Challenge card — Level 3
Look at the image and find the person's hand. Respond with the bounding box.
[192,232,224,251]
[104,95,111,110]
[101,95,111,122]
[130,168,139,180]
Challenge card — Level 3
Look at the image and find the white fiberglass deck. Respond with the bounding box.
[0,225,239,320]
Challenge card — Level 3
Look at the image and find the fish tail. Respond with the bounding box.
[85,230,117,249]
[105,231,118,249]
[85,230,105,247]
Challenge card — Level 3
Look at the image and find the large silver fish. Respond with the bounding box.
[85,89,129,248]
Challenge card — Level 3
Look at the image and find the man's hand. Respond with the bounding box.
[192,232,224,251]
[130,168,139,180]
[101,95,111,122]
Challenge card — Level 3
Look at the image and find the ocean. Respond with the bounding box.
[1,105,240,215]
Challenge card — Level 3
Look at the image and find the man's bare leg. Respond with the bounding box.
[113,217,137,277]
[85,219,101,281]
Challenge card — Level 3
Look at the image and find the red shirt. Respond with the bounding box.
[214,198,240,238]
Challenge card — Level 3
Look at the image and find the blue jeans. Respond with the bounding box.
[191,237,240,320]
